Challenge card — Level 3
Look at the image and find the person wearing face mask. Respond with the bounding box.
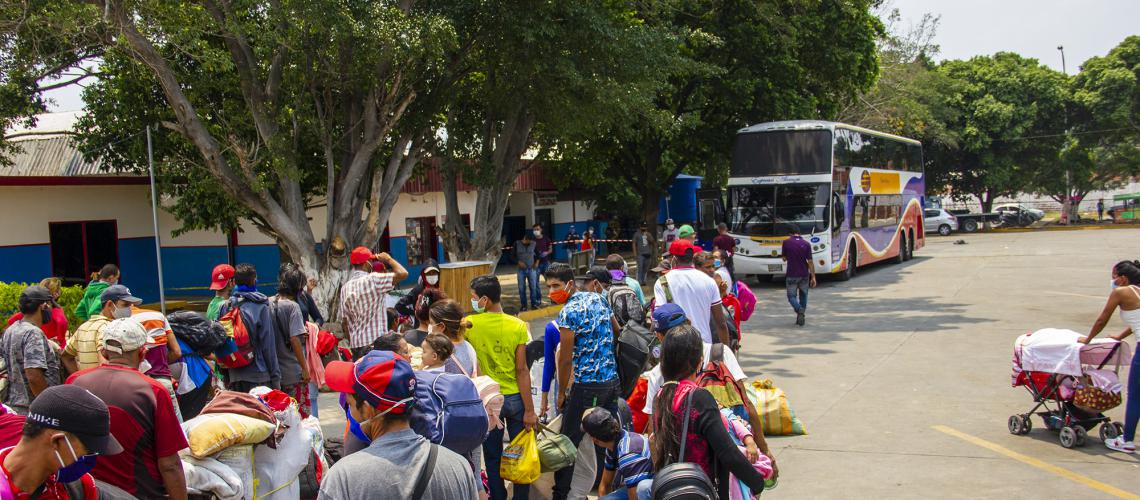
[1079,260,1140,453]
[544,263,621,500]
[404,288,449,349]
[0,385,123,499]
[427,299,478,377]
[661,218,679,252]
[74,264,120,323]
[395,259,442,324]
[61,285,142,375]
[67,319,188,499]
[321,351,479,499]
[6,278,70,348]
[533,224,553,276]
[464,275,537,500]
[0,286,64,415]
[581,226,596,264]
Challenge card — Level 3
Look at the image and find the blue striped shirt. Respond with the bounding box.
[604,430,654,488]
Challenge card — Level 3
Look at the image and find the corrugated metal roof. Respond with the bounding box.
[0,135,123,177]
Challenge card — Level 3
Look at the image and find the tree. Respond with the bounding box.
[550,0,884,236]
[435,0,674,265]
[2,1,462,313]
[929,54,1068,213]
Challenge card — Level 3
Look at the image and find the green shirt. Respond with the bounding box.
[465,312,531,394]
[206,296,226,321]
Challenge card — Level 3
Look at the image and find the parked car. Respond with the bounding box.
[994,204,1045,221]
[924,208,958,236]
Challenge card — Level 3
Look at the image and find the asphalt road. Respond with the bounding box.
[314,227,1140,499]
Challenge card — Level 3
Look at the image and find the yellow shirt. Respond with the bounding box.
[65,315,110,371]
[465,312,531,395]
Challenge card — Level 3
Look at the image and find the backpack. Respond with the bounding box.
[650,390,717,500]
[217,299,256,369]
[710,303,740,352]
[607,285,645,328]
[449,356,505,433]
[733,281,757,321]
[168,311,228,357]
[695,344,754,422]
[615,321,655,398]
[410,370,490,455]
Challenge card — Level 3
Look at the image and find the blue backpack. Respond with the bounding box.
[410,371,489,455]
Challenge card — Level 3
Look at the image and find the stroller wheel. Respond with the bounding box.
[1019,415,1032,435]
[1100,422,1119,442]
[1008,416,1022,435]
[1074,426,1088,447]
[1060,426,1078,448]
[1114,422,1125,437]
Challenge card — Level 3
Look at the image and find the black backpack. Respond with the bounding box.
[168,311,228,357]
[651,390,718,500]
[607,284,644,328]
[615,321,655,398]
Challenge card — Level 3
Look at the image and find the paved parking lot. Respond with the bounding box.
[316,227,1140,498]
[748,228,1140,498]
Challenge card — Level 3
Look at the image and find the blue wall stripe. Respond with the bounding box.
[0,245,51,286]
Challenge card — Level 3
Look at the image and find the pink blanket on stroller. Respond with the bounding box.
[1014,328,1131,377]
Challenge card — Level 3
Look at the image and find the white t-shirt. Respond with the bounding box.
[643,343,746,415]
[654,268,722,343]
[715,267,733,290]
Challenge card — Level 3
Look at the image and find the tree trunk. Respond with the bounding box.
[639,189,663,263]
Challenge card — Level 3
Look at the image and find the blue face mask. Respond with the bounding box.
[471,298,486,313]
[1111,279,1119,290]
[55,437,97,483]
[341,393,413,445]
[714,259,722,268]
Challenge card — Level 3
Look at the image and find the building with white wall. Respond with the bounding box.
[0,112,595,301]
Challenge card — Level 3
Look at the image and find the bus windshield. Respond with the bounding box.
[730,130,832,177]
[728,183,830,236]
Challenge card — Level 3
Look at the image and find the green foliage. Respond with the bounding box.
[0,282,84,333]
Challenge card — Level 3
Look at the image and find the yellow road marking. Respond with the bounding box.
[932,425,1140,499]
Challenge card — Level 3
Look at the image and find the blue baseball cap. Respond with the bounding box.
[652,303,688,333]
[325,350,417,414]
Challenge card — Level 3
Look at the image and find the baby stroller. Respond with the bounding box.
[1010,328,1131,448]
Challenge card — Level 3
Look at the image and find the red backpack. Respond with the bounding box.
[694,343,754,422]
[217,299,256,369]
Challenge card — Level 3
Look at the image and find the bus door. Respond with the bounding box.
[697,188,725,245]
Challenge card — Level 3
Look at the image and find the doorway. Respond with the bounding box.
[405,217,438,266]
[534,209,553,236]
[49,220,119,286]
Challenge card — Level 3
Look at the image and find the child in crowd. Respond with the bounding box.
[721,408,775,498]
[428,299,478,376]
[581,407,654,500]
[421,333,454,372]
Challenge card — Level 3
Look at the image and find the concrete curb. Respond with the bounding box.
[991,223,1140,233]
[518,304,562,322]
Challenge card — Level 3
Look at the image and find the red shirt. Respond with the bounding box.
[6,309,68,348]
[0,410,25,449]
[66,365,188,498]
[0,448,95,500]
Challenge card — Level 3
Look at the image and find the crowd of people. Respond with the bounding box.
[0,218,781,499]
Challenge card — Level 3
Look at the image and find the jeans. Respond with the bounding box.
[553,379,621,500]
[636,254,652,285]
[786,276,809,313]
[538,259,550,276]
[308,381,319,418]
[484,393,529,500]
[1124,350,1140,441]
[600,481,653,500]
[518,267,540,309]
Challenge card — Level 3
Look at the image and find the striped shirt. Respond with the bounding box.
[65,315,111,371]
[604,430,654,489]
[339,272,396,348]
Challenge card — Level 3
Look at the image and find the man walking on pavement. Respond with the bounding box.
[781,227,816,326]
[653,240,729,345]
[514,233,541,311]
[632,222,655,285]
[533,223,553,276]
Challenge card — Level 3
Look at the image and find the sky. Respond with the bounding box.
[890,0,1138,73]
[41,1,1140,113]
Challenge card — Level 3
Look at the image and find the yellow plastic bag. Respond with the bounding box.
[500,428,541,485]
[748,378,808,436]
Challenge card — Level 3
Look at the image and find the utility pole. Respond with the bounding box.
[146,126,167,314]
[1057,45,1071,225]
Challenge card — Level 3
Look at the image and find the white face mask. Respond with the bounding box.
[112,305,132,319]
[667,224,675,230]
[425,275,439,286]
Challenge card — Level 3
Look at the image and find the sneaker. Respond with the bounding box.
[1105,436,1136,453]
[796,312,805,326]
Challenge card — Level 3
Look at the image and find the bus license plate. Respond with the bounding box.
[767,264,783,272]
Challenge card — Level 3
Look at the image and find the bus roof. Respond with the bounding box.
[736,120,921,146]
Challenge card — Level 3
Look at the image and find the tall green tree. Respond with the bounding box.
[435,0,674,264]
[551,0,884,234]
[1,1,472,311]
[928,53,1068,213]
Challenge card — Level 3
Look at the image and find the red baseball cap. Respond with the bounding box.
[668,239,698,257]
[350,246,375,265]
[325,350,417,414]
[209,264,235,290]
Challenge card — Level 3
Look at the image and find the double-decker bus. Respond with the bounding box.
[726,120,925,280]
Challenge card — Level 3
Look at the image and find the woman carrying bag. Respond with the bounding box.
[649,324,768,499]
